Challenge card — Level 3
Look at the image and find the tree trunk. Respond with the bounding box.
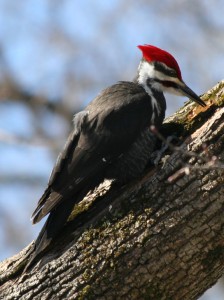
[1,81,224,300]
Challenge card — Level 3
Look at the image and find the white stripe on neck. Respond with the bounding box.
[137,61,161,123]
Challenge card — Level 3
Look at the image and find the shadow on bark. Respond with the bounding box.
[0,81,224,300]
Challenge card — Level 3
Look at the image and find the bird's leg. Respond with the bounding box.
[152,135,180,166]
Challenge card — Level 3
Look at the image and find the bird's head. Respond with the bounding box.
[137,44,206,107]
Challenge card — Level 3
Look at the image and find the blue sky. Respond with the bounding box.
[0,0,223,265]
[0,2,224,298]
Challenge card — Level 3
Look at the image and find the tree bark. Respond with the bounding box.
[1,81,224,300]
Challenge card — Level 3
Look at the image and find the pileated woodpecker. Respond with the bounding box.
[29,45,206,266]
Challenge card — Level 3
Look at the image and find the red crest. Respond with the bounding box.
[138,44,182,80]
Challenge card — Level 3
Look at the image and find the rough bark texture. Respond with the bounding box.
[0,81,224,300]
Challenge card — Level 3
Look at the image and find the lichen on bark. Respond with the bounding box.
[0,81,224,300]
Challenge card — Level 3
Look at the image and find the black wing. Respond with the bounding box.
[31,82,156,224]
[31,110,92,223]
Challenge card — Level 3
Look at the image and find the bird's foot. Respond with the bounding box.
[152,135,180,166]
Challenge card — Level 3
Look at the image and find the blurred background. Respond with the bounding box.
[0,0,223,298]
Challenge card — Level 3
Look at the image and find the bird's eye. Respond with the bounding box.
[154,61,177,78]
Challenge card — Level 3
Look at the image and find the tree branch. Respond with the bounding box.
[0,81,224,300]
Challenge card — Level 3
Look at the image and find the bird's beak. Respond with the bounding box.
[178,82,206,107]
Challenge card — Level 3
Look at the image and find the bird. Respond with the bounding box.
[29,44,206,267]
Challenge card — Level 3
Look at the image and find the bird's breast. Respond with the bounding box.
[105,128,156,184]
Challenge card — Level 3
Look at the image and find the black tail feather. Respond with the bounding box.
[25,175,104,272]
[25,197,77,271]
